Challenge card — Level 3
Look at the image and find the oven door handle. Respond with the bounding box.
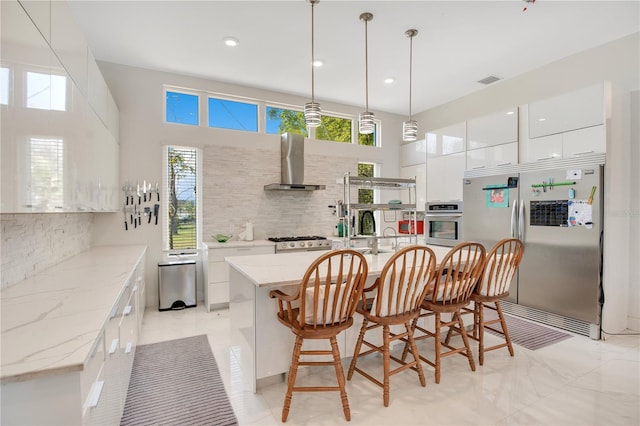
[425,213,463,218]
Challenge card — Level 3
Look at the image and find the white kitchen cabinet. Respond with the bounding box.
[0,0,120,213]
[425,122,466,158]
[466,142,518,170]
[400,139,426,166]
[528,83,605,138]
[426,152,465,202]
[87,49,108,125]
[51,0,88,95]
[467,108,518,149]
[18,0,50,43]
[204,242,275,311]
[521,124,605,163]
[0,246,147,426]
[400,164,426,211]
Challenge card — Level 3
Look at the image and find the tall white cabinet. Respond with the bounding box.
[426,122,466,202]
[0,0,119,213]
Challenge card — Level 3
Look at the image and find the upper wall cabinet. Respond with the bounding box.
[88,49,108,125]
[467,108,518,149]
[18,0,51,43]
[1,0,119,213]
[528,83,605,138]
[51,0,88,95]
[425,122,466,158]
[400,139,426,167]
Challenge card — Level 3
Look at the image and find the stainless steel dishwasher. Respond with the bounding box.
[158,260,197,311]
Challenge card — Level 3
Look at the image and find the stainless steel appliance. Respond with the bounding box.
[463,158,604,338]
[268,236,332,253]
[425,201,463,247]
[158,260,197,311]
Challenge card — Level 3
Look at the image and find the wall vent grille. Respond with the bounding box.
[477,75,502,85]
[501,301,599,338]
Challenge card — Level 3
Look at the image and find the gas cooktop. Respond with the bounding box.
[268,236,331,252]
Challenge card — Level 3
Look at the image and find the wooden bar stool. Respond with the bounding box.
[269,249,368,422]
[406,241,486,384]
[347,246,437,407]
[466,238,524,365]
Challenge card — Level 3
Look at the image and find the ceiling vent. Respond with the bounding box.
[477,75,502,85]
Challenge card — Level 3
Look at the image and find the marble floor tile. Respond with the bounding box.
[138,305,640,425]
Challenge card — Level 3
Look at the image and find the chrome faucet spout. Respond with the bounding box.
[383,227,398,250]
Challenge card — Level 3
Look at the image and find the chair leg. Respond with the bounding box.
[454,311,476,372]
[401,317,418,362]
[405,321,427,387]
[434,312,441,384]
[496,301,515,357]
[478,302,485,366]
[347,318,369,380]
[282,335,303,422]
[330,336,351,421]
[382,325,391,407]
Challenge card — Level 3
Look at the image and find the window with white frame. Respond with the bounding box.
[165,146,200,250]
[208,97,258,131]
[166,91,199,126]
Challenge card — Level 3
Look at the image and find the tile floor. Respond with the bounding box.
[139,305,640,426]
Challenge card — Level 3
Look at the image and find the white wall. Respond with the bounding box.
[90,62,406,307]
[414,33,640,333]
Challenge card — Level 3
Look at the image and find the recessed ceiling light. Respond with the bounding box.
[538,118,546,122]
[506,111,515,115]
[313,59,324,67]
[223,37,239,47]
[384,77,395,84]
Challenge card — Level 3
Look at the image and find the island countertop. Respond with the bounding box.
[225,245,453,288]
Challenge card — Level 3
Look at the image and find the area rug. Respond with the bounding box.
[120,335,238,426]
[483,309,573,351]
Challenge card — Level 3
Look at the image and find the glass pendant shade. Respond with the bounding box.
[304,101,321,127]
[359,111,375,134]
[402,120,418,141]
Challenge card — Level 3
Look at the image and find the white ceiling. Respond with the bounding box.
[68,1,639,115]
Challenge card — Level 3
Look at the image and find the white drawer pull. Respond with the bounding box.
[109,339,119,354]
[125,342,133,354]
[497,161,511,166]
[471,165,485,169]
[87,380,104,408]
[123,305,132,316]
[572,150,594,156]
[536,155,554,161]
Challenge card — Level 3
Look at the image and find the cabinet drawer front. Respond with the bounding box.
[209,245,274,262]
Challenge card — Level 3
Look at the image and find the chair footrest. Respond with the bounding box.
[292,386,342,392]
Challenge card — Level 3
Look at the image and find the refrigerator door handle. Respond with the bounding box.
[511,199,518,238]
[518,199,525,240]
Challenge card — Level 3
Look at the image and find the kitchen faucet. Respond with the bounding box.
[383,227,399,250]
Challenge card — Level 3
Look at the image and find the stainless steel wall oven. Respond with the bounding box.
[424,202,463,247]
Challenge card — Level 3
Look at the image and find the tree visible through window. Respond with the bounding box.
[358,162,375,234]
[167,147,197,250]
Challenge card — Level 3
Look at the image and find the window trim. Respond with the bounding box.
[162,145,203,253]
[207,95,259,132]
[164,88,201,126]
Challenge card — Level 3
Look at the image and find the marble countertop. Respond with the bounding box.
[225,245,453,288]
[203,239,275,249]
[0,245,147,383]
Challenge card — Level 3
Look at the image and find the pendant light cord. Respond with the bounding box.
[311,2,315,103]
[364,17,369,112]
[408,33,413,121]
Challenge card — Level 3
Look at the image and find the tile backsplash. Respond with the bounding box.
[1,213,92,289]
[203,145,356,241]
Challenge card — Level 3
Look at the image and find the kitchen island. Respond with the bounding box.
[226,245,452,392]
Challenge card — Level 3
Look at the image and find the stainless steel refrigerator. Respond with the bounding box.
[463,158,604,338]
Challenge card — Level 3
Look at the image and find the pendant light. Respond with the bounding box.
[304,0,321,127]
[402,29,418,142]
[358,12,375,135]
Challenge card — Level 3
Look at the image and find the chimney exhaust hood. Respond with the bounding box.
[264,133,326,191]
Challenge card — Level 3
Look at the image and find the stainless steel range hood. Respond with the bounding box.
[264,133,326,191]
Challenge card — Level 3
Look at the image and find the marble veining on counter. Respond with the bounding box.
[0,245,147,383]
[225,245,453,288]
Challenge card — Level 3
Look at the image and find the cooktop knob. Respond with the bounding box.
[289,242,295,248]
